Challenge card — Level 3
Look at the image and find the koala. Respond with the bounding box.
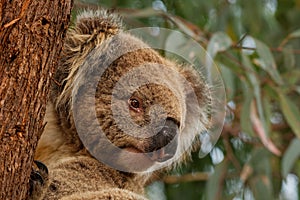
[32,9,211,200]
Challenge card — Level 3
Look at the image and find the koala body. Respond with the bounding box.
[34,9,210,199]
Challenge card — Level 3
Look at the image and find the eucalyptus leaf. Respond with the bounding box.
[218,63,235,100]
[206,161,228,200]
[251,178,273,200]
[241,82,255,136]
[121,7,163,18]
[262,95,272,135]
[278,90,300,138]
[254,39,284,85]
[289,29,300,38]
[282,138,300,178]
[207,32,232,58]
[283,46,295,70]
[296,86,300,95]
[241,54,258,86]
[248,149,274,200]
[282,69,300,86]
[249,148,271,174]
[242,54,269,136]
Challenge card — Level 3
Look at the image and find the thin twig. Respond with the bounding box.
[223,133,242,171]
[235,33,248,47]
[163,172,210,184]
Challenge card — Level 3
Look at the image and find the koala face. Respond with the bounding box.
[91,50,183,168]
[109,83,181,161]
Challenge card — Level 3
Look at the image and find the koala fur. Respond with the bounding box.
[33,9,210,199]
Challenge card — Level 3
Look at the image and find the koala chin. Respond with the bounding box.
[32,9,210,200]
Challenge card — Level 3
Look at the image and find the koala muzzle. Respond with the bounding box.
[147,118,179,162]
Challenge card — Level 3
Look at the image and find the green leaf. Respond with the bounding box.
[241,82,255,136]
[218,52,244,75]
[282,138,300,178]
[121,7,162,18]
[167,15,206,41]
[242,54,269,136]
[289,29,300,38]
[249,148,271,174]
[218,63,235,100]
[164,31,207,63]
[251,177,273,200]
[241,54,258,86]
[280,29,300,47]
[207,32,232,58]
[248,148,274,200]
[296,86,300,95]
[278,90,300,138]
[262,95,272,135]
[283,46,295,70]
[206,161,228,200]
[282,69,300,86]
[254,39,284,85]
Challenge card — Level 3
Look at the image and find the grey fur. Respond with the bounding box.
[34,9,210,199]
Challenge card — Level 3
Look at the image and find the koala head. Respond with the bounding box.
[53,11,211,172]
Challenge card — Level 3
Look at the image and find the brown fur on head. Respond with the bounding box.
[36,10,210,172]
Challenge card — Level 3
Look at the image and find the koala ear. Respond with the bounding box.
[51,10,123,121]
[179,65,211,137]
[179,66,210,110]
[171,65,211,160]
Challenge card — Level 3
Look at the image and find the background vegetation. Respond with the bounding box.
[76,0,300,199]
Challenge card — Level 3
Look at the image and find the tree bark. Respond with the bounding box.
[0,1,73,199]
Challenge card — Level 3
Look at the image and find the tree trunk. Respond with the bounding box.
[0,1,73,199]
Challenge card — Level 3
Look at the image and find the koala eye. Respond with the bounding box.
[128,98,142,112]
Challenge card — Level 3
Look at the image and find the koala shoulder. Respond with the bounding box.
[36,156,147,200]
[60,188,147,200]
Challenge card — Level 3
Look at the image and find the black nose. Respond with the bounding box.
[154,119,178,150]
[146,118,179,162]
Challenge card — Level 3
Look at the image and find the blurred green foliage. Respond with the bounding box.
[76,0,300,199]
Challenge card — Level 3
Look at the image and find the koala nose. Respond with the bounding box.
[147,118,179,162]
[155,119,178,149]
